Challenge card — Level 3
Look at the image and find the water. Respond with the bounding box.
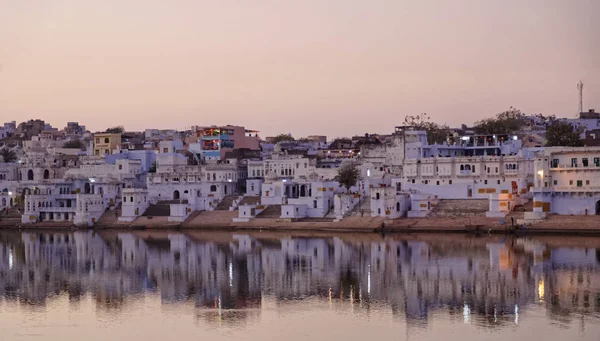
[0,231,599,341]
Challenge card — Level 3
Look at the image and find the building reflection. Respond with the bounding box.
[0,231,599,327]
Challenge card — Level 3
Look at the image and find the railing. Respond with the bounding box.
[553,186,600,192]
[28,207,75,213]
[550,164,600,170]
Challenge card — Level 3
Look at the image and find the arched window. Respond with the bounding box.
[460,165,464,171]
[27,169,34,181]
[173,190,180,200]
[210,185,217,192]
[43,169,50,179]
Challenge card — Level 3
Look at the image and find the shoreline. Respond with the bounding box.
[2,214,600,235]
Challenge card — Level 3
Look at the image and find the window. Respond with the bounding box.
[552,159,559,168]
[569,180,573,185]
[118,165,122,170]
[553,180,557,185]
[130,196,134,202]
[123,197,127,202]
[497,180,500,185]
[163,148,168,153]
[577,180,583,187]
[436,181,439,185]
[104,138,109,143]
[95,138,99,144]
[484,180,488,185]
[472,165,476,172]
[583,158,589,167]
[412,179,415,183]
[105,149,109,154]
[586,180,590,185]
[449,180,452,185]
[571,158,577,167]
[495,167,498,173]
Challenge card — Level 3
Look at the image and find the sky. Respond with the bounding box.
[0,0,599,138]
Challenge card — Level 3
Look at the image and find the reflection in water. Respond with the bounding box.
[0,231,599,339]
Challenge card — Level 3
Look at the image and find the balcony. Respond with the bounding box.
[33,206,76,213]
[201,134,229,140]
[552,186,600,192]
[550,164,600,171]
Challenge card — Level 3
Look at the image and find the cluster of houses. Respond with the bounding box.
[1,111,600,227]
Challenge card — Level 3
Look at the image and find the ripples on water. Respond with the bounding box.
[0,231,599,341]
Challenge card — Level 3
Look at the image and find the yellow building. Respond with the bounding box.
[93,133,122,156]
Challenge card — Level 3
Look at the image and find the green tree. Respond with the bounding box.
[546,119,583,147]
[335,163,360,193]
[0,148,17,163]
[149,162,157,173]
[105,126,125,134]
[473,107,525,135]
[272,134,295,144]
[63,140,86,149]
[403,113,449,144]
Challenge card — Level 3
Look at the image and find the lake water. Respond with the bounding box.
[0,230,599,341]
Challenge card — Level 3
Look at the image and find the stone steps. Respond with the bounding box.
[256,205,281,218]
[238,196,261,206]
[142,204,170,217]
[215,195,238,211]
[428,199,488,218]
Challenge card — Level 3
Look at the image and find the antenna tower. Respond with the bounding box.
[577,80,584,115]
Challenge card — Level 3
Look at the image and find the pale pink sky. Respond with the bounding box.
[0,0,598,138]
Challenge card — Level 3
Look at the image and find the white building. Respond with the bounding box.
[530,147,600,216]
[119,189,149,222]
[21,192,104,226]
[402,154,534,199]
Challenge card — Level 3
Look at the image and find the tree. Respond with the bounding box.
[105,126,125,134]
[473,107,525,135]
[546,119,583,147]
[63,140,86,149]
[335,163,360,193]
[272,134,295,144]
[0,148,17,163]
[403,113,449,144]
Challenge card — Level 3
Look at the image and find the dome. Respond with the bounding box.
[307,171,320,181]
[265,171,280,183]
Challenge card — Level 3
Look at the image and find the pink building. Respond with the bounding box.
[197,125,260,160]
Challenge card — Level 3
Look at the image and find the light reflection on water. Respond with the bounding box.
[0,231,599,341]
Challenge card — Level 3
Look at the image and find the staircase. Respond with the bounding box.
[348,197,371,217]
[0,204,23,226]
[215,195,239,211]
[142,202,171,217]
[428,199,488,218]
[238,196,261,206]
[256,205,281,218]
[96,209,119,226]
